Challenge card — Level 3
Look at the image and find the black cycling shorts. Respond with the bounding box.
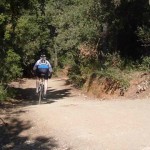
[36,68,49,80]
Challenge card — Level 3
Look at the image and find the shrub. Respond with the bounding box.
[0,49,22,101]
[68,64,86,88]
[104,52,122,69]
[68,64,81,77]
[69,75,86,88]
[93,68,130,92]
[139,56,150,71]
[0,84,7,101]
[3,49,22,82]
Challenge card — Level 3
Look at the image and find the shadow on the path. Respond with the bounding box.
[0,78,75,110]
[5,86,72,107]
[0,110,59,150]
[47,88,72,100]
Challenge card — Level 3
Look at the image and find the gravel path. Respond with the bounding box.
[1,78,150,150]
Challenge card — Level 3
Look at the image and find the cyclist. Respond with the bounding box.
[33,54,53,99]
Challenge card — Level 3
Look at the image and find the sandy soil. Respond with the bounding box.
[1,78,150,150]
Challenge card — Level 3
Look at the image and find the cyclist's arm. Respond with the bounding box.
[47,61,53,73]
[33,60,40,71]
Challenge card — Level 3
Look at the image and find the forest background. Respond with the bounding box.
[0,0,149,100]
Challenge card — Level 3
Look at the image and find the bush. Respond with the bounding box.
[69,75,86,88]
[139,56,150,71]
[68,64,86,88]
[104,52,122,69]
[3,49,22,82]
[68,64,81,77]
[93,68,130,91]
[104,52,139,72]
[0,84,7,101]
[137,26,150,47]
[0,49,22,102]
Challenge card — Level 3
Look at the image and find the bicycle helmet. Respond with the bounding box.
[40,52,46,61]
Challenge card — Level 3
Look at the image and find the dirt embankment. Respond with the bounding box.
[56,68,150,100]
[81,72,150,100]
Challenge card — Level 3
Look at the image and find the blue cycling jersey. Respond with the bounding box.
[38,64,49,69]
[33,59,53,72]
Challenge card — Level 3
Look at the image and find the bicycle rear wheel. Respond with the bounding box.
[38,84,44,104]
[38,84,42,104]
[41,84,44,100]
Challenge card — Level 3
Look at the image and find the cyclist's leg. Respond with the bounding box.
[44,70,49,96]
[36,77,41,93]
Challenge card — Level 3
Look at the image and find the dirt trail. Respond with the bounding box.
[1,78,150,150]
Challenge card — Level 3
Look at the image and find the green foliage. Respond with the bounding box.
[0,84,7,101]
[137,26,150,47]
[0,13,6,25]
[104,53,137,71]
[2,49,22,82]
[68,52,131,90]
[15,14,40,65]
[139,56,150,71]
[68,64,81,76]
[0,0,51,101]
[69,74,86,88]
[58,52,75,68]
[68,64,86,88]
[104,52,123,69]
[92,68,130,92]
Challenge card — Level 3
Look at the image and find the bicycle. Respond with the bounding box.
[38,74,45,104]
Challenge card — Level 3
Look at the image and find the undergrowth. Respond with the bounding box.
[0,84,7,102]
[89,68,130,95]
[67,53,149,95]
[68,64,86,88]
[139,56,150,72]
